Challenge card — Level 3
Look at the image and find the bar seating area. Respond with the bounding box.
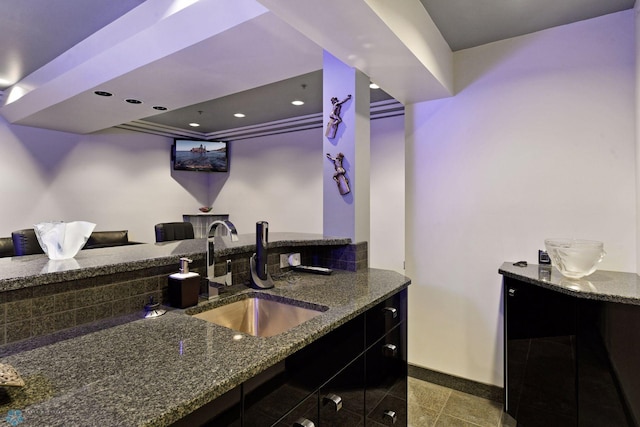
[1,216,220,257]
[154,222,195,242]
[0,229,142,257]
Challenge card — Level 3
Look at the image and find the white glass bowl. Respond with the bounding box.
[34,221,96,260]
[544,238,606,279]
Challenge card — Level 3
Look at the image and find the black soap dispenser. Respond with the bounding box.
[250,221,274,289]
[168,257,201,308]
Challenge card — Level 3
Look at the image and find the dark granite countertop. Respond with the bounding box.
[499,262,640,305]
[0,233,351,292]
[0,268,410,426]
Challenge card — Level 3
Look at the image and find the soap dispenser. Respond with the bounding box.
[168,257,201,308]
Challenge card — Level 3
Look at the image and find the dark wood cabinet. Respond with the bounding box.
[366,290,406,347]
[504,277,636,426]
[175,288,407,427]
[365,324,407,426]
[171,385,243,427]
[318,355,366,426]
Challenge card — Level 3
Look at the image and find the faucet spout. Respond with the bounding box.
[205,220,239,299]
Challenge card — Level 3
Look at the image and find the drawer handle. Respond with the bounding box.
[382,343,398,357]
[383,409,398,424]
[293,418,315,427]
[322,393,343,412]
[508,288,516,297]
[382,307,398,318]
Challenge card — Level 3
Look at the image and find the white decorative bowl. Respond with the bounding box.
[544,238,605,279]
[34,221,96,260]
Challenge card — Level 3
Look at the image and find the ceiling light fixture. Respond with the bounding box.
[292,83,307,106]
[94,90,113,97]
[189,110,204,127]
[234,113,246,118]
[125,98,142,104]
[153,106,168,111]
[369,83,380,89]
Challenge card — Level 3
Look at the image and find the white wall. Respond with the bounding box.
[0,110,403,252]
[205,128,324,235]
[406,10,636,386]
[370,114,405,272]
[635,1,640,273]
[0,119,207,242]
[0,119,325,243]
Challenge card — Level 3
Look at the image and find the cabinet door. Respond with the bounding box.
[287,312,366,391]
[577,300,633,426]
[319,355,366,426]
[170,385,242,427]
[504,277,577,426]
[243,362,314,427]
[366,290,407,347]
[365,324,407,426]
[273,392,319,427]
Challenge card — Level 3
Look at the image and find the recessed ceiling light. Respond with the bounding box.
[125,98,142,104]
[189,123,200,127]
[369,83,380,89]
[94,90,113,97]
[153,106,168,111]
[234,113,246,118]
[291,100,305,106]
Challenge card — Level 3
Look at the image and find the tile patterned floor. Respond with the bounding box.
[408,377,517,427]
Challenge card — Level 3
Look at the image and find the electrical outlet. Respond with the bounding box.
[280,253,292,268]
[288,253,301,267]
[279,252,301,268]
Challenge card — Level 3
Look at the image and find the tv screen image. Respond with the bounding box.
[173,139,228,172]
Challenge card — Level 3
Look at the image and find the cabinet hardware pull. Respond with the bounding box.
[293,418,315,427]
[322,393,343,411]
[508,288,516,297]
[382,343,398,357]
[382,307,398,318]
[383,409,398,424]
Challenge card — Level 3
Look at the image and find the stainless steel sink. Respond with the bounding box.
[191,295,327,337]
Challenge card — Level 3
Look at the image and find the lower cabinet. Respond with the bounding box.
[504,277,637,426]
[504,276,578,426]
[365,325,407,426]
[317,355,366,426]
[175,288,408,427]
[171,385,243,426]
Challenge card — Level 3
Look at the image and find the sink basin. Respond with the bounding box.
[191,294,327,337]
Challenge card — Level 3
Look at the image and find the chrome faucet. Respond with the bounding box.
[205,220,239,299]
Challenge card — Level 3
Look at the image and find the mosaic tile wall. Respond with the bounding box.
[0,243,366,345]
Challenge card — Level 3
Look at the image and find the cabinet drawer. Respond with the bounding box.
[319,355,366,427]
[366,326,407,426]
[273,391,318,427]
[170,385,241,426]
[366,289,407,347]
[243,362,312,427]
[287,312,365,390]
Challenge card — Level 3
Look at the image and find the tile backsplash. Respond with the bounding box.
[0,243,367,345]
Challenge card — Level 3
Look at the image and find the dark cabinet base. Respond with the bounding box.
[175,288,408,427]
[504,277,637,426]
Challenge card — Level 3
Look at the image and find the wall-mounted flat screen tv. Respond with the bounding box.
[173,139,228,172]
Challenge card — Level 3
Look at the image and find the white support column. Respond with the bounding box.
[323,50,370,245]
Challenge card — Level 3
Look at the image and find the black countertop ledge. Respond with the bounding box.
[0,236,410,427]
[499,262,640,305]
[0,233,351,292]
